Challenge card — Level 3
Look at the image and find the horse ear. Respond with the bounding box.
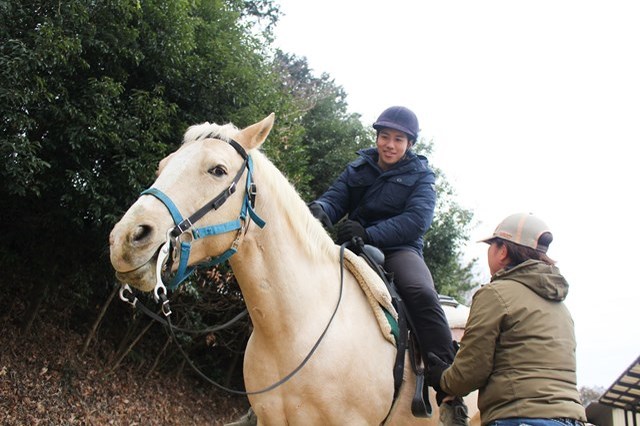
[235,113,275,150]
[157,151,176,176]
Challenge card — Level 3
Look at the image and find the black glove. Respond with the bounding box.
[336,220,368,244]
[307,202,332,229]
[426,352,450,394]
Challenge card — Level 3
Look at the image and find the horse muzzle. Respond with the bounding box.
[114,257,158,292]
[110,221,169,292]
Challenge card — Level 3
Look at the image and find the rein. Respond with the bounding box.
[120,242,349,396]
[119,285,248,335]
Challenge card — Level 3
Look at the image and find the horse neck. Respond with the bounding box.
[229,154,339,336]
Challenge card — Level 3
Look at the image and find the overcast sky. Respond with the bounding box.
[272,0,640,388]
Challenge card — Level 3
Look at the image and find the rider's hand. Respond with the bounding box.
[308,202,332,229]
[426,352,450,393]
[336,220,368,244]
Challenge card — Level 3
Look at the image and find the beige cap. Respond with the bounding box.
[478,212,553,253]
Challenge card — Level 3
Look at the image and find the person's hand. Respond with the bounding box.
[426,352,450,393]
[307,202,332,229]
[336,220,368,244]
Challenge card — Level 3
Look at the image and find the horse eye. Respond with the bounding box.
[208,166,227,177]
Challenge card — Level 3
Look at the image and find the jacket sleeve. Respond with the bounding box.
[314,168,350,224]
[441,285,505,396]
[365,172,436,247]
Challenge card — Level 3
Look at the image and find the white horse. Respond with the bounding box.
[109,114,479,425]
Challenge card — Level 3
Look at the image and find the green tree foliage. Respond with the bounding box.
[255,50,313,190]
[424,172,478,300]
[0,0,284,313]
[270,51,371,199]
[300,87,371,200]
[579,385,605,407]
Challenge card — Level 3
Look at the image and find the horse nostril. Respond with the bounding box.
[131,224,154,244]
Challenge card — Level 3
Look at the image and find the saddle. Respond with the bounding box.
[347,239,433,419]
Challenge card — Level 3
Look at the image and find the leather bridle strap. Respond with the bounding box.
[170,140,248,238]
[140,139,249,240]
[139,138,263,289]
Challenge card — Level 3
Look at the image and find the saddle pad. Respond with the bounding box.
[343,249,398,346]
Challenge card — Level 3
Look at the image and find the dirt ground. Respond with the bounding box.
[0,317,250,425]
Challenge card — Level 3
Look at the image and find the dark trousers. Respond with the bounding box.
[384,249,455,364]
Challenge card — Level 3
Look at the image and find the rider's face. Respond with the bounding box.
[376,128,411,170]
[487,240,509,275]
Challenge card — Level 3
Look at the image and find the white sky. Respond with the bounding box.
[272,0,640,388]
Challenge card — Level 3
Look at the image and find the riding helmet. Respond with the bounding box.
[373,106,420,141]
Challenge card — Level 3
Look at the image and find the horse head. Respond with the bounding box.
[109,114,275,292]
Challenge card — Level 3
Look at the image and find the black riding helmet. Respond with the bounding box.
[372,106,419,142]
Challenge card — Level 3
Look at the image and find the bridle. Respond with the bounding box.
[128,138,265,303]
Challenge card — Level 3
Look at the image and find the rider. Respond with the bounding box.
[308,105,468,424]
[426,213,587,426]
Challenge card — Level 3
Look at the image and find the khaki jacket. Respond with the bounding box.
[441,260,587,425]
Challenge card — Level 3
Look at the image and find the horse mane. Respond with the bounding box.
[249,150,337,261]
[182,121,337,263]
[183,121,239,144]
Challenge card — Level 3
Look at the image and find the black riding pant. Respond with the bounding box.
[384,249,455,364]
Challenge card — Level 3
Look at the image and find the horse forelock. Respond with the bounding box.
[250,150,336,262]
[182,122,239,144]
